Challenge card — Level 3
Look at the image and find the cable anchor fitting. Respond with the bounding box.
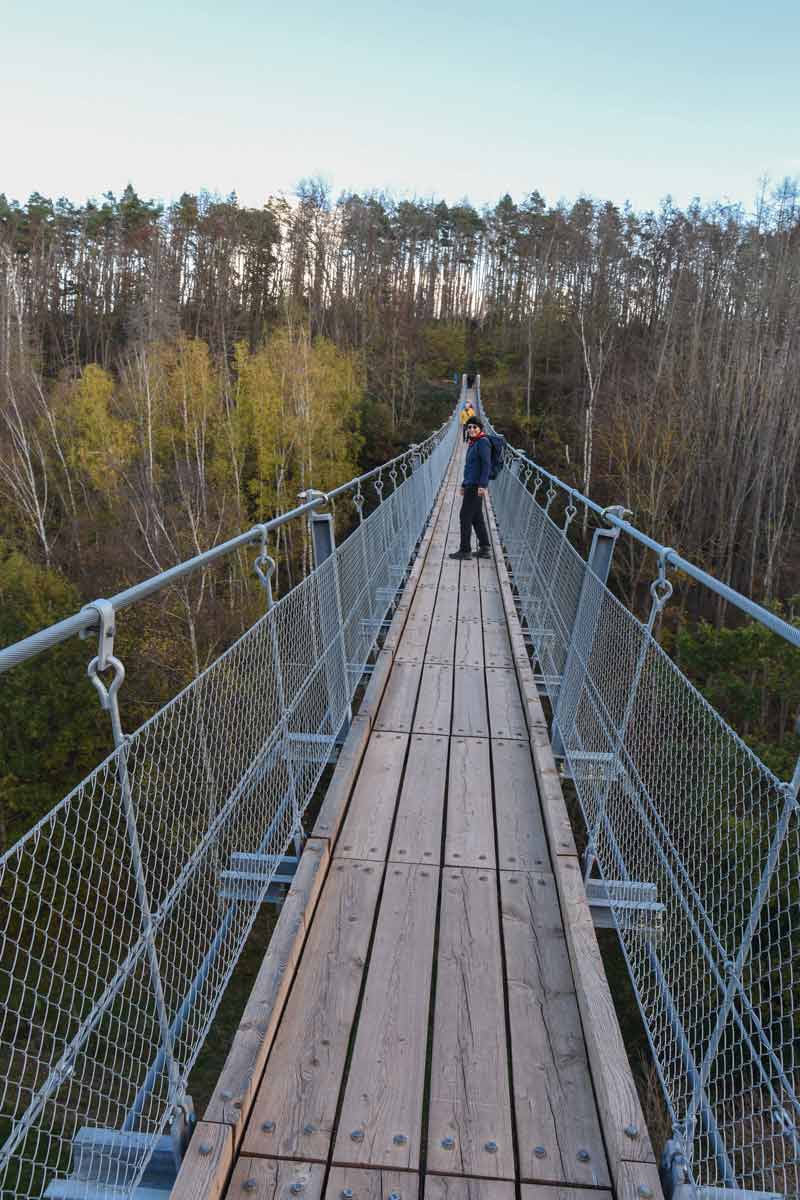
[252,524,277,608]
[648,549,674,627]
[601,504,633,524]
[83,598,125,711]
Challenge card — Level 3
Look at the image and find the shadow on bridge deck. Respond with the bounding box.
[171,445,663,1200]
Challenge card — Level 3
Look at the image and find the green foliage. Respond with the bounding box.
[59,364,135,495]
[673,606,800,779]
[0,543,108,851]
[419,323,466,380]
[234,329,363,517]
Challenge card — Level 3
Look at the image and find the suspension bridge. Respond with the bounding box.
[0,380,797,1200]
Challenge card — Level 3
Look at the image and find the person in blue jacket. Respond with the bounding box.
[450,417,491,560]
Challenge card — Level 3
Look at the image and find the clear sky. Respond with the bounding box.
[2,0,798,216]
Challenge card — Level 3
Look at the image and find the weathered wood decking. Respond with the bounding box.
[172,447,662,1200]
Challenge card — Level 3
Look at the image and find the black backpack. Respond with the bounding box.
[487,433,506,480]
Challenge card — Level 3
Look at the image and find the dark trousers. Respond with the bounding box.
[459,486,489,552]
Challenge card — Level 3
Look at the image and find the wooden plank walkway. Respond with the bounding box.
[172,441,662,1200]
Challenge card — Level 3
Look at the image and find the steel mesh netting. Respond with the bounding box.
[490,455,800,1197]
[0,415,457,1200]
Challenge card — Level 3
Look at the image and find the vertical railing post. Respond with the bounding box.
[253,532,304,858]
[551,511,625,759]
[83,600,184,1127]
[308,500,352,740]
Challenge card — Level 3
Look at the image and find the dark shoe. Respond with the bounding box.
[449,550,472,560]
[476,547,492,559]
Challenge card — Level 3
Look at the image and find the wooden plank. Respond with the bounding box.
[396,616,431,660]
[516,677,577,858]
[333,864,439,1169]
[421,558,444,583]
[226,1159,325,1200]
[484,506,577,858]
[492,739,549,871]
[413,664,453,735]
[445,738,495,868]
[312,715,372,843]
[617,1160,665,1200]
[171,1120,232,1200]
[459,556,479,589]
[374,662,424,732]
[431,587,459,622]
[521,1186,612,1200]
[457,586,482,622]
[336,733,408,861]
[205,839,329,1134]
[482,624,513,669]
[500,870,610,1188]
[439,558,461,588]
[451,666,489,737]
[358,650,396,725]
[485,667,527,739]
[480,589,506,622]
[427,867,514,1180]
[389,734,448,864]
[425,616,457,665]
[407,587,436,626]
[426,1177,515,1200]
[477,555,499,588]
[556,857,656,1173]
[326,1167,418,1200]
[455,618,483,667]
[243,860,383,1163]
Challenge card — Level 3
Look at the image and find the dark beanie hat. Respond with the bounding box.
[466,416,483,430]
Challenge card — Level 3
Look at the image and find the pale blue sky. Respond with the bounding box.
[2,0,798,214]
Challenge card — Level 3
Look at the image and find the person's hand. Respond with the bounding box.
[478,487,487,497]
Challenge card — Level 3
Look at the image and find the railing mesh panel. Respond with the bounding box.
[0,417,456,1198]
[490,456,799,1198]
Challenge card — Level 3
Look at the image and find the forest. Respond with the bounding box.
[1,177,799,847]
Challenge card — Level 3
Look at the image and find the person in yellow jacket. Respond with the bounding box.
[460,402,475,441]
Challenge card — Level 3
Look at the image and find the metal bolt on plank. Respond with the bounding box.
[578,1149,591,1162]
[534,1145,546,1158]
[290,1183,305,1194]
[244,1181,258,1194]
[625,1124,639,1139]
[393,1133,408,1145]
[441,1136,455,1149]
[485,1140,498,1153]
[262,1120,275,1133]
[198,1142,212,1156]
[351,1129,364,1142]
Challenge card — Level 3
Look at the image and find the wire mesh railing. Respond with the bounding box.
[480,393,799,1199]
[0,411,458,1199]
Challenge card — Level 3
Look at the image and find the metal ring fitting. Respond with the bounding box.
[87,655,126,711]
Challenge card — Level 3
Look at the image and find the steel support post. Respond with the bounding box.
[552,521,621,759]
[310,508,352,741]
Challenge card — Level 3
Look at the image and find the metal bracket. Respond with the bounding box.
[82,599,125,713]
[43,1114,195,1196]
[601,503,633,524]
[82,598,116,669]
[586,878,665,936]
[219,853,300,903]
[533,672,560,699]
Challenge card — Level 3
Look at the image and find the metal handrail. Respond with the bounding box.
[478,375,799,1197]
[474,386,800,650]
[0,423,452,674]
